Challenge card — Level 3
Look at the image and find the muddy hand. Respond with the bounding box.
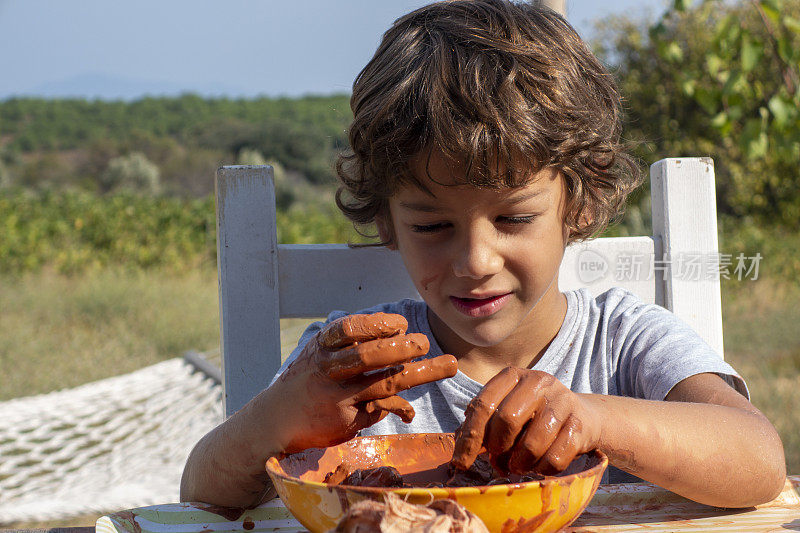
[315,313,441,421]
[451,368,600,475]
[274,313,457,453]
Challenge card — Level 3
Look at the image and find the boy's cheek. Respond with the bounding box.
[419,273,441,293]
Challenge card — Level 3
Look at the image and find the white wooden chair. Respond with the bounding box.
[215,158,724,419]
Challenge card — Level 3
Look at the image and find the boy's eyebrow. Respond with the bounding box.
[505,189,548,204]
[397,189,548,213]
[397,201,443,213]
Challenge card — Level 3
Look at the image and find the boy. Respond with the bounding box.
[181,0,785,509]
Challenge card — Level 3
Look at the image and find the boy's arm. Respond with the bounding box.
[180,313,458,507]
[452,369,785,509]
[583,372,785,508]
[180,387,283,507]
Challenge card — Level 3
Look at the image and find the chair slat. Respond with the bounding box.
[277,237,658,318]
[651,158,724,358]
[278,245,418,318]
[216,166,282,417]
[559,236,657,304]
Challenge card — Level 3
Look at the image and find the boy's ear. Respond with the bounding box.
[375,216,397,250]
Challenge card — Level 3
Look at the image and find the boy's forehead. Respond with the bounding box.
[405,150,560,197]
[395,170,562,214]
[409,151,557,186]
[395,186,551,214]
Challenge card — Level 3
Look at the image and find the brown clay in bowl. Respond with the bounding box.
[266,433,607,532]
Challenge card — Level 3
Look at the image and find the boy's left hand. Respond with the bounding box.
[451,367,601,475]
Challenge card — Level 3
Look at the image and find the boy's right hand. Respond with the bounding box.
[267,312,458,453]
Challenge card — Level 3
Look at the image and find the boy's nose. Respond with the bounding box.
[451,228,504,279]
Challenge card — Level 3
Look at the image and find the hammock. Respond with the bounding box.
[0,354,222,524]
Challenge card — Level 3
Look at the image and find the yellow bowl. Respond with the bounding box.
[266,433,607,533]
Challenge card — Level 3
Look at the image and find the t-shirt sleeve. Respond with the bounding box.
[611,296,748,401]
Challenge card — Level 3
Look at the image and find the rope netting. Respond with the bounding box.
[0,357,222,524]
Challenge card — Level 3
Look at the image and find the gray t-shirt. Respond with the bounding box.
[274,287,747,482]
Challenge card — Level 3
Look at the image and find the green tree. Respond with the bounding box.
[649,0,800,225]
[591,0,800,277]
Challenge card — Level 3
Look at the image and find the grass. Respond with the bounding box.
[0,267,315,529]
[1,267,798,529]
[721,278,800,472]
[0,267,220,401]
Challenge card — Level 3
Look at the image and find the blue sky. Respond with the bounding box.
[0,0,666,100]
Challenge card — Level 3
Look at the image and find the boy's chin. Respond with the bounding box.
[434,311,515,348]
[457,326,514,348]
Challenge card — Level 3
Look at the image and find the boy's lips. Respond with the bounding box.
[449,293,512,318]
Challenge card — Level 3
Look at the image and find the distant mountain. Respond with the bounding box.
[10,72,254,101]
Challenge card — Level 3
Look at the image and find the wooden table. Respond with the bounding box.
[9,476,799,533]
[567,476,800,531]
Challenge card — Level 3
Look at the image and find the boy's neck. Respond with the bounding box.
[429,288,568,385]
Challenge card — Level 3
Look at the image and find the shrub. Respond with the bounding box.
[100,152,161,195]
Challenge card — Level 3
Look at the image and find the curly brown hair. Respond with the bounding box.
[335,0,641,244]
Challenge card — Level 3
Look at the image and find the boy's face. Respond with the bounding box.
[380,151,569,350]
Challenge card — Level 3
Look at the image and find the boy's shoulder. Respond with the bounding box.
[575,286,666,320]
[571,286,713,356]
[568,286,690,347]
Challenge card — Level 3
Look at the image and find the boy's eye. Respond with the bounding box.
[497,215,537,224]
[411,222,450,233]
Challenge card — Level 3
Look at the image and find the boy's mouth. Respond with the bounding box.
[450,293,512,318]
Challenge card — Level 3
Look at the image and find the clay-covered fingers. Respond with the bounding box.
[505,402,566,474]
[317,333,430,380]
[350,395,415,430]
[352,355,458,401]
[451,367,522,470]
[483,371,556,468]
[350,355,458,429]
[317,313,407,351]
[534,415,585,474]
[362,396,415,424]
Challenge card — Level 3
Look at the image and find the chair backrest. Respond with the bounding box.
[215,158,724,418]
